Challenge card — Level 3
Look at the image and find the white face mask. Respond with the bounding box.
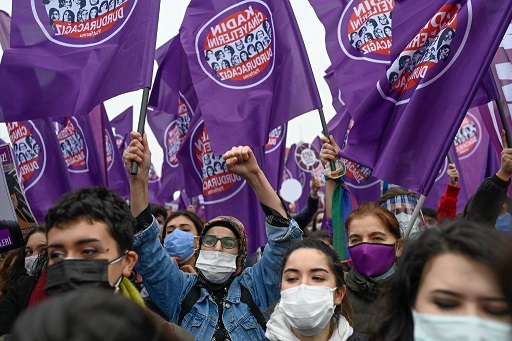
[413,310,512,341]
[395,212,420,238]
[280,284,336,336]
[196,250,237,284]
[24,255,38,275]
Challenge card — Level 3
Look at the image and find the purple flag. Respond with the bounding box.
[100,106,129,199]
[0,10,10,50]
[308,0,392,120]
[147,106,192,205]
[339,0,512,194]
[264,124,287,191]
[0,138,7,145]
[455,108,500,197]
[177,109,267,253]
[6,120,72,222]
[180,0,322,153]
[55,116,105,190]
[110,107,133,153]
[0,0,161,122]
[149,36,199,117]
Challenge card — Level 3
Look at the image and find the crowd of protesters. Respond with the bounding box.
[0,131,511,341]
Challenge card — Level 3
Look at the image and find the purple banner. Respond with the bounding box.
[6,120,72,222]
[178,109,266,253]
[264,124,287,191]
[110,107,133,153]
[147,106,191,205]
[180,0,321,153]
[55,116,105,189]
[339,0,512,194]
[0,10,10,51]
[0,0,161,122]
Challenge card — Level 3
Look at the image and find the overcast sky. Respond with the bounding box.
[0,0,336,173]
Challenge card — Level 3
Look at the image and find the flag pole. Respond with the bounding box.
[404,194,426,239]
[130,87,150,175]
[318,107,337,172]
[495,98,512,147]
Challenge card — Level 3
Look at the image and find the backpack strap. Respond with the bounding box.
[240,285,267,331]
[178,283,267,331]
[178,284,201,325]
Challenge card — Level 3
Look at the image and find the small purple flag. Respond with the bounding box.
[100,106,130,199]
[456,108,500,197]
[180,0,322,153]
[55,116,105,189]
[110,107,133,153]
[264,124,287,191]
[147,106,192,205]
[0,0,161,122]
[340,0,512,194]
[6,120,72,222]
[177,109,267,253]
[0,10,10,50]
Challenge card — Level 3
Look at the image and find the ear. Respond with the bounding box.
[334,285,346,306]
[395,238,404,258]
[122,251,138,278]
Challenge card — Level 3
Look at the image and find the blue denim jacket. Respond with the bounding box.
[134,216,302,340]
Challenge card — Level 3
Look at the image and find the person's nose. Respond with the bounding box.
[213,239,223,251]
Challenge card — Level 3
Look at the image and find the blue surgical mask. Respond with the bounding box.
[496,213,512,233]
[412,310,512,341]
[164,229,195,264]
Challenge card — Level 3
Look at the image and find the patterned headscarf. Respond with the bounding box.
[201,216,248,272]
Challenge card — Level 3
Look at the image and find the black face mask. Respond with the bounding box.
[45,259,113,296]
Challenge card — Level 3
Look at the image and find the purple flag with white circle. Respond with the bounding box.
[180,0,321,153]
[338,0,512,194]
[264,124,287,191]
[0,0,161,122]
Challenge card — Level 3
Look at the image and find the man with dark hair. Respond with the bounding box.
[0,187,193,340]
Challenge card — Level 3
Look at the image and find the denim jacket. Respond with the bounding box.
[134,216,302,340]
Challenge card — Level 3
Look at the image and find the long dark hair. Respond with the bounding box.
[160,210,203,244]
[368,221,512,341]
[281,239,355,328]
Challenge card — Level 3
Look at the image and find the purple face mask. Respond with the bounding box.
[348,242,396,277]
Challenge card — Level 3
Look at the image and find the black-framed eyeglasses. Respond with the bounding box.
[201,235,238,249]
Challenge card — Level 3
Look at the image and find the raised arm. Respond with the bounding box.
[465,131,512,226]
[437,163,461,223]
[224,146,287,217]
[123,131,151,217]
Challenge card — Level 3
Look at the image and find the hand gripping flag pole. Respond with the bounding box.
[131,87,150,175]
